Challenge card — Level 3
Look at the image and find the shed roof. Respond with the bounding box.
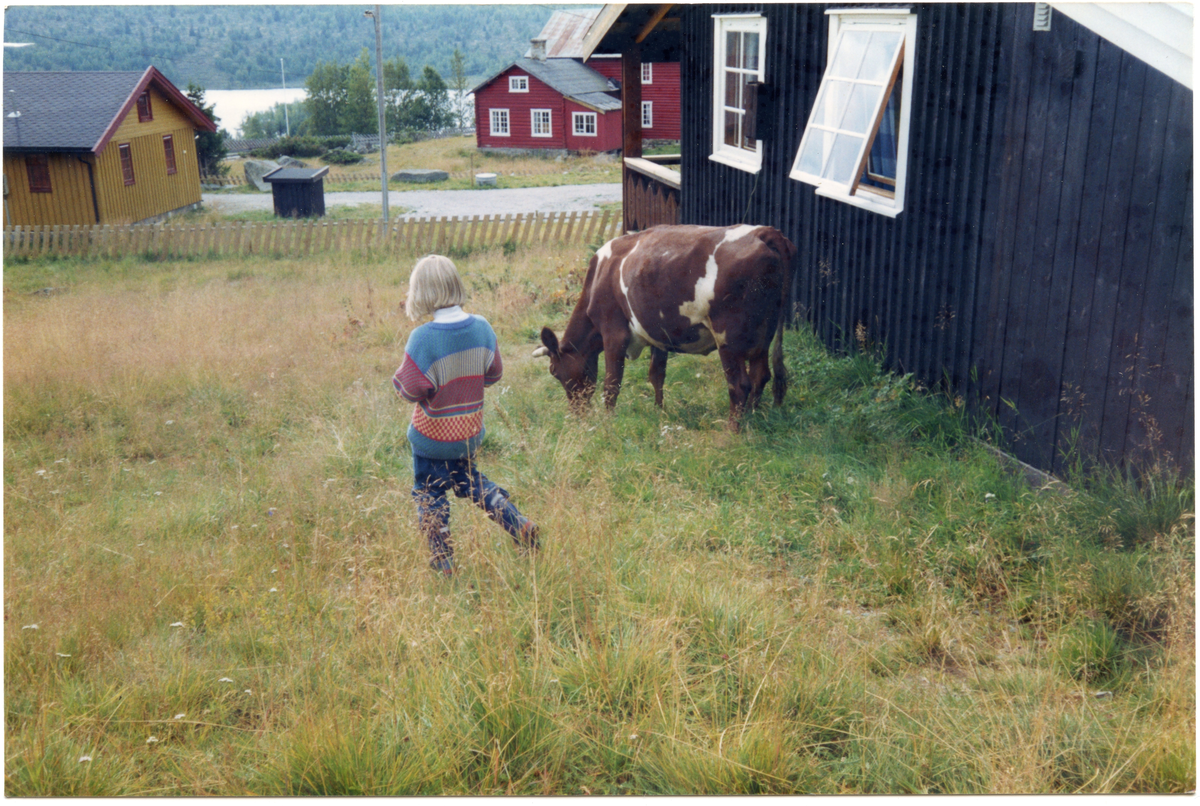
[524,7,603,59]
[2,66,217,154]
[472,58,621,112]
[263,166,330,184]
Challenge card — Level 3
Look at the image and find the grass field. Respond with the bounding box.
[3,241,1193,795]
[216,135,626,195]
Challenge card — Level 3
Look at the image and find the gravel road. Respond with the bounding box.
[202,183,622,218]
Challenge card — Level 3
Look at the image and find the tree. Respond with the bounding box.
[409,65,454,132]
[185,83,228,176]
[448,48,471,128]
[240,102,309,139]
[383,56,415,137]
[340,48,376,135]
[304,60,349,136]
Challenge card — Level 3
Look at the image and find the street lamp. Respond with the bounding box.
[365,5,389,223]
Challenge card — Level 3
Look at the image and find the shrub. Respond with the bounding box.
[250,136,352,160]
[323,149,365,166]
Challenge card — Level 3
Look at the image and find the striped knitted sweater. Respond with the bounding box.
[393,310,502,459]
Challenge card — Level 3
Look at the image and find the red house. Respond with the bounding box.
[585,57,680,142]
[472,8,681,155]
[472,54,624,155]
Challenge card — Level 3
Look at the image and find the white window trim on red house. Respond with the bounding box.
[490,108,511,137]
[531,108,553,138]
[573,111,598,136]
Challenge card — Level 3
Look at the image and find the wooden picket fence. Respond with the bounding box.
[201,168,559,186]
[3,210,622,260]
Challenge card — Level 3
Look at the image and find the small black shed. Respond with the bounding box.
[263,166,329,218]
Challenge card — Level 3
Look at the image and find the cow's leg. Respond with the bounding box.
[717,346,752,430]
[745,348,771,412]
[648,346,669,408]
[601,332,632,409]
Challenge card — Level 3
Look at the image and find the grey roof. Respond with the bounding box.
[4,71,144,152]
[472,57,621,112]
[3,68,215,154]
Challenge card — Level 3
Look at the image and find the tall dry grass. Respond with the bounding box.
[4,243,1193,795]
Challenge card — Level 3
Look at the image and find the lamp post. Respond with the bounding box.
[365,5,389,223]
[280,58,290,137]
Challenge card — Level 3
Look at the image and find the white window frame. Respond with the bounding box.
[710,13,767,174]
[789,9,917,218]
[509,75,529,93]
[642,62,653,84]
[489,108,510,137]
[642,101,654,129]
[573,111,598,136]
[531,108,553,138]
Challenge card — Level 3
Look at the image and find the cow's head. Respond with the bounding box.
[532,327,597,411]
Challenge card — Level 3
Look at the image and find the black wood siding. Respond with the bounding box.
[677,3,1193,474]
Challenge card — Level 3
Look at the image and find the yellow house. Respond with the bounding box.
[3,66,218,227]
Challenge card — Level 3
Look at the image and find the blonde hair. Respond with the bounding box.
[405,254,466,320]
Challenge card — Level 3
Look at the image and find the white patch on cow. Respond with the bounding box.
[617,239,667,352]
[677,225,758,348]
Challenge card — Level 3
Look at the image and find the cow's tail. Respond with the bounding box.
[766,229,797,407]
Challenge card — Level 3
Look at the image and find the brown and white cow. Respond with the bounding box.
[533,224,796,429]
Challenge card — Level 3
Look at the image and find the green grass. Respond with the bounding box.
[4,244,1193,795]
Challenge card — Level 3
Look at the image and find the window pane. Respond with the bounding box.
[725,68,740,108]
[812,80,853,128]
[724,110,740,148]
[863,86,899,187]
[840,83,883,133]
[743,32,759,70]
[829,30,870,78]
[795,131,830,176]
[726,31,740,68]
[823,133,864,183]
[858,32,903,81]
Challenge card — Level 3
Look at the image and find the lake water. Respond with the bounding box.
[205,88,307,137]
[205,87,475,138]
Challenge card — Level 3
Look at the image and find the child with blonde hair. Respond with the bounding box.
[393,254,539,574]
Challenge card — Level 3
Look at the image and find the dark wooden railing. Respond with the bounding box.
[622,155,681,233]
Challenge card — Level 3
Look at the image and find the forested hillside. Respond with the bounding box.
[3,4,565,89]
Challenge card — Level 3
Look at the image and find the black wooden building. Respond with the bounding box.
[584,2,1193,475]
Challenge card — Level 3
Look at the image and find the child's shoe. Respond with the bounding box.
[429,555,455,576]
[517,519,540,556]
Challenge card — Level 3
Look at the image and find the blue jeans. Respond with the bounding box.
[412,453,536,567]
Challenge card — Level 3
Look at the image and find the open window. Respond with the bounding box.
[790,9,916,217]
[710,13,766,173]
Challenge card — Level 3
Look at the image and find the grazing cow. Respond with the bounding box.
[533,224,796,429]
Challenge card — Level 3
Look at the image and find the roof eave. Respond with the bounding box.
[92,66,217,155]
[580,4,630,61]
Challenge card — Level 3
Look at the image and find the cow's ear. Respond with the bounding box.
[539,327,560,357]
